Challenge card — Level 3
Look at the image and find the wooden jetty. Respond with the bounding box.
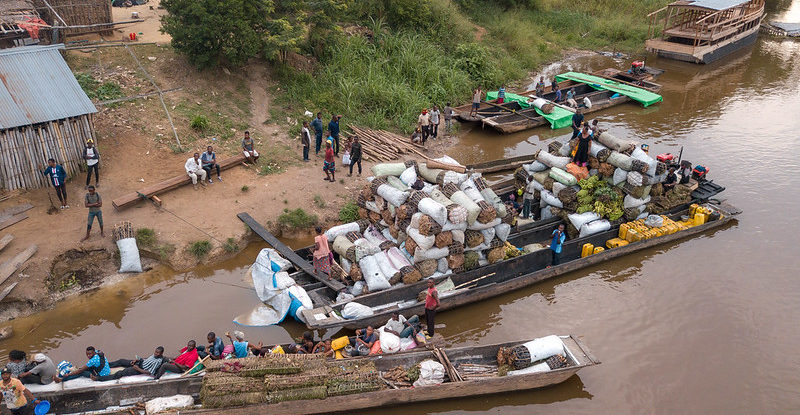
[646,0,765,64]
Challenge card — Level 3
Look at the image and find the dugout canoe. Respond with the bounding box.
[592,68,664,90]
[301,200,740,330]
[191,335,599,414]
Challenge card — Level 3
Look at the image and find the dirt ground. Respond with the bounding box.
[0,22,460,322]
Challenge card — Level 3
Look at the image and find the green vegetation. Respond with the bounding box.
[278,208,318,229]
[190,115,210,131]
[259,162,283,175]
[74,72,124,102]
[58,274,79,292]
[189,240,213,259]
[313,194,326,208]
[223,237,239,253]
[241,185,250,192]
[135,228,157,248]
[338,200,360,223]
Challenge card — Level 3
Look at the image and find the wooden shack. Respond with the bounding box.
[33,0,114,36]
[0,1,42,49]
[0,44,97,191]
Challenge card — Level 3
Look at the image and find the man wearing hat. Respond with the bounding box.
[18,354,56,385]
[1,368,39,414]
[83,139,100,188]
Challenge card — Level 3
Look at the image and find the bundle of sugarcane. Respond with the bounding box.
[113,221,134,242]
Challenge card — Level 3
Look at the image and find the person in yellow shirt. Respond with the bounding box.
[1,368,39,415]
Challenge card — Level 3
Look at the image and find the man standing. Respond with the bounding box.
[154,341,198,379]
[311,112,324,155]
[301,121,311,162]
[469,87,483,117]
[430,105,441,139]
[201,146,221,183]
[424,278,439,337]
[42,158,68,209]
[81,185,104,241]
[328,114,341,156]
[535,76,546,96]
[242,131,259,164]
[551,76,559,92]
[554,83,562,102]
[443,102,454,133]
[185,153,207,189]
[18,354,56,385]
[348,136,362,177]
[1,368,39,415]
[83,139,100,188]
[571,108,584,140]
[96,347,165,381]
[497,85,506,104]
[417,109,430,144]
[550,223,566,266]
[522,176,536,219]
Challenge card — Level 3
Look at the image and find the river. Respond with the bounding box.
[3,2,800,413]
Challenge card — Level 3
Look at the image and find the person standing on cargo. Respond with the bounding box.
[551,76,558,92]
[313,226,332,279]
[522,176,536,219]
[443,103,454,133]
[535,76,546,96]
[418,109,431,143]
[311,112,324,155]
[424,278,440,337]
[328,114,341,156]
[573,125,592,167]
[430,105,441,139]
[570,108,584,140]
[550,224,566,266]
[469,87,483,117]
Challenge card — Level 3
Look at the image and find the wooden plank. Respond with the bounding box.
[237,213,345,292]
[112,155,246,210]
[0,235,14,253]
[0,245,37,287]
[0,204,33,218]
[0,282,18,303]
[0,214,27,231]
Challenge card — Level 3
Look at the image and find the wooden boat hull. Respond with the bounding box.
[305,204,738,330]
[484,94,631,134]
[648,28,760,64]
[191,335,599,415]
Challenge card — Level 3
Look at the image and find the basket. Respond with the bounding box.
[464,251,480,270]
[448,242,464,255]
[545,354,568,370]
[447,253,464,269]
[356,219,371,232]
[345,231,362,243]
[473,176,489,191]
[401,266,423,284]
[416,259,437,277]
[441,182,460,198]
[202,373,267,394]
[596,148,611,163]
[370,176,388,193]
[509,345,533,369]
[418,215,442,236]
[487,246,505,264]
[404,237,418,256]
[381,209,394,226]
[465,230,484,248]
[548,141,563,155]
[349,263,363,282]
[435,231,453,248]
[407,191,426,209]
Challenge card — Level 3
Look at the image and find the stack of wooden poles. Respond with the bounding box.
[112,221,134,242]
[432,347,463,382]
[346,126,427,162]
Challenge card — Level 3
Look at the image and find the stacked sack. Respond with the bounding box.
[328,156,516,296]
[515,132,673,239]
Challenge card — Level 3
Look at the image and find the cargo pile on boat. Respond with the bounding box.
[514,131,692,239]
[200,354,382,408]
[325,156,517,298]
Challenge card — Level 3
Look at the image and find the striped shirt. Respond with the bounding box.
[140,355,164,376]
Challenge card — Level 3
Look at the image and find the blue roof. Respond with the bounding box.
[686,0,749,10]
[0,44,97,130]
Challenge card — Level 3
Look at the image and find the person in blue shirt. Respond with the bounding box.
[197,332,226,360]
[42,158,68,209]
[550,224,566,266]
[311,112,324,155]
[497,85,506,104]
[201,146,221,183]
[55,346,110,382]
[327,114,341,156]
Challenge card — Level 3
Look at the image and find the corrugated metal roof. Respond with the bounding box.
[0,44,97,130]
[686,0,749,11]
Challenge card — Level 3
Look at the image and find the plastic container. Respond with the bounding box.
[694,213,707,226]
[581,243,594,258]
[625,229,641,243]
[35,401,50,415]
[619,223,630,240]
[606,238,629,249]
[593,247,605,255]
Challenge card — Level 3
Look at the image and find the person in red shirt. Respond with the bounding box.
[153,340,198,379]
[424,278,440,337]
[323,141,336,182]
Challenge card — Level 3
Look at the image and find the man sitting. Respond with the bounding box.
[18,354,56,385]
[296,331,315,354]
[352,326,376,356]
[312,339,334,358]
[96,347,165,381]
[242,131,259,164]
[199,332,225,360]
[383,312,420,339]
[201,146,222,183]
[154,341,198,380]
[185,153,207,189]
[663,166,678,194]
[226,331,265,358]
[55,346,110,382]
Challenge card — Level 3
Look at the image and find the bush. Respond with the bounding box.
[189,240,213,258]
[259,162,282,175]
[223,237,239,253]
[241,185,249,192]
[135,228,157,248]
[74,73,124,101]
[338,200,360,223]
[278,208,318,229]
[313,194,326,208]
[190,115,209,131]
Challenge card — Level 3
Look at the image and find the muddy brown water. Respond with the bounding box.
[4,4,800,412]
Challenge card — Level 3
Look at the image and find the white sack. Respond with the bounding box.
[400,166,417,185]
[359,255,391,291]
[342,302,374,319]
[579,219,611,238]
[117,237,143,273]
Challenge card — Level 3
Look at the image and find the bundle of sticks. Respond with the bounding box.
[455,363,499,380]
[113,221,134,242]
[432,347,463,382]
[346,125,427,162]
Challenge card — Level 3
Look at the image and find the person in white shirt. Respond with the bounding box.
[429,105,441,139]
[83,139,100,189]
[383,312,419,338]
[417,109,431,144]
[185,153,207,189]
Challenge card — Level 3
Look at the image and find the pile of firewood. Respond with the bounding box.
[346,126,427,162]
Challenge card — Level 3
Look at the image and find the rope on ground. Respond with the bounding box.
[145,196,224,245]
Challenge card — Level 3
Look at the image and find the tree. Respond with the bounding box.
[160,0,275,68]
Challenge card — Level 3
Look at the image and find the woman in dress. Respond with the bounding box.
[312,226,332,280]
[572,124,592,167]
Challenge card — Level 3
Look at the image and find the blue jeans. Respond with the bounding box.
[315,135,322,154]
[399,315,420,338]
[303,146,309,160]
[88,210,103,229]
[61,371,92,381]
[522,199,532,218]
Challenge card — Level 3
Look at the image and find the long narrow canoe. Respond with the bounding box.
[191,335,599,414]
[301,201,740,330]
